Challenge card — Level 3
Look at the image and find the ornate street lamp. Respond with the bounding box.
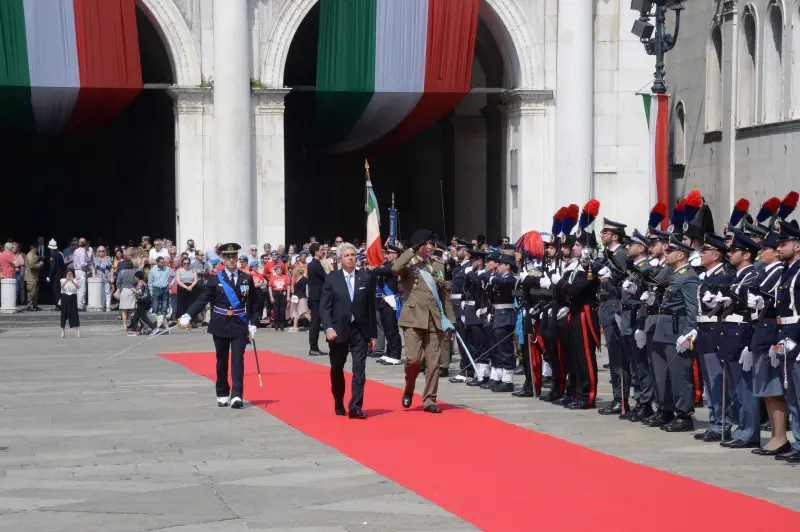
[630,0,684,94]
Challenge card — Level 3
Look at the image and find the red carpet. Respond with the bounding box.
[160,350,800,531]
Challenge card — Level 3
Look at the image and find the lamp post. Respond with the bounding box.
[630,0,684,94]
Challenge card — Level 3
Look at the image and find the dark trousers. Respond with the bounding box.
[651,341,695,418]
[626,334,655,406]
[493,324,516,370]
[273,291,287,329]
[544,334,566,394]
[60,293,79,328]
[604,322,629,401]
[308,298,322,350]
[379,302,401,360]
[557,317,576,396]
[213,334,247,399]
[130,301,156,331]
[254,289,266,323]
[466,324,487,367]
[328,323,368,412]
[570,309,599,404]
[484,323,496,369]
[453,318,472,376]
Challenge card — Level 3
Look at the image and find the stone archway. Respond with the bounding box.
[137,0,202,86]
[259,0,540,89]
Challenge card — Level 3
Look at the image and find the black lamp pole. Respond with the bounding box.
[631,0,684,95]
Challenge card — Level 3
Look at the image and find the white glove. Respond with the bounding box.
[676,329,697,353]
[539,277,552,289]
[714,292,732,307]
[248,325,257,337]
[623,280,638,294]
[46,277,50,283]
[461,300,465,310]
[649,258,660,267]
[598,266,611,279]
[640,291,655,306]
[383,295,397,310]
[519,271,528,281]
[739,347,754,372]
[550,272,562,284]
[769,350,781,368]
[178,314,190,328]
[622,280,631,291]
[557,307,569,320]
[581,248,592,261]
[634,329,647,349]
[487,313,493,323]
[487,276,495,286]
[747,293,764,310]
[701,291,716,305]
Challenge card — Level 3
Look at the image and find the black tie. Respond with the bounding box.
[229,273,236,287]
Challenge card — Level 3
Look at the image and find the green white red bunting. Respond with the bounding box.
[641,93,670,210]
[316,0,480,153]
[0,0,142,136]
[366,177,384,267]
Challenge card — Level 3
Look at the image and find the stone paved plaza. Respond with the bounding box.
[0,324,798,531]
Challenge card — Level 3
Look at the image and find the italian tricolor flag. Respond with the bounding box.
[641,93,670,214]
[0,0,142,136]
[316,0,480,153]
[365,167,384,267]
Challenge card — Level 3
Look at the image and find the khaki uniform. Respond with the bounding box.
[24,250,42,308]
[392,249,450,406]
[438,278,457,369]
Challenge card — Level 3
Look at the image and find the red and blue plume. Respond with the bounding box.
[648,202,668,229]
[670,199,685,227]
[561,204,579,235]
[779,191,799,219]
[551,207,566,236]
[683,190,703,223]
[756,197,781,223]
[579,199,600,230]
[729,198,750,228]
[517,231,544,260]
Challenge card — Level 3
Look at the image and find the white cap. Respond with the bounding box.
[48,238,58,250]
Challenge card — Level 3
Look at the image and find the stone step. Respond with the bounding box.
[0,309,121,328]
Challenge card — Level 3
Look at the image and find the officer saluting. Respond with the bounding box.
[179,243,257,409]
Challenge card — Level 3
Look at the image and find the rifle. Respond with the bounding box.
[750,286,777,321]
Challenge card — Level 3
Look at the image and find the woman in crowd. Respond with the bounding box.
[59,268,81,338]
[288,264,309,332]
[116,259,137,331]
[268,262,290,331]
[175,257,198,322]
[128,271,158,335]
[92,246,114,311]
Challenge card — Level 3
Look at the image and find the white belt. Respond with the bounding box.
[697,316,717,323]
[451,294,462,300]
[466,301,475,306]
[722,315,745,324]
[778,316,800,325]
[493,304,514,310]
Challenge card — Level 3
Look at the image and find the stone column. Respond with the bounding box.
[501,89,556,238]
[452,114,487,238]
[168,87,212,249]
[253,88,290,248]
[213,2,255,246]
[554,0,594,206]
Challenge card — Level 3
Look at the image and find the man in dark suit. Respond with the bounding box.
[307,243,328,356]
[46,238,65,311]
[179,243,257,409]
[320,242,377,419]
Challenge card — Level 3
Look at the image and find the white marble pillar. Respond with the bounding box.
[168,87,211,249]
[253,88,290,248]
[554,0,594,206]
[501,90,556,238]
[452,114,487,237]
[213,2,255,246]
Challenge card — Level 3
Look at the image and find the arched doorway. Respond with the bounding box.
[0,3,176,249]
[280,0,524,245]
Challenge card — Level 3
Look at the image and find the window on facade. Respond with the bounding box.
[738,9,758,127]
[673,102,686,166]
[707,26,723,131]
[763,3,783,123]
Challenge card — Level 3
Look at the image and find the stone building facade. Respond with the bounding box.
[141,0,654,247]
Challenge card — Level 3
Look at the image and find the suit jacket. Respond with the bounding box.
[185,269,257,338]
[392,249,448,331]
[307,258,327,301]
[320,268,377,343]
[48,251,65,281]
[653,263,699,344]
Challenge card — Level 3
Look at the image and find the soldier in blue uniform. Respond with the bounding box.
[747,231,790,456]
[478,253,500,389]
[716,232,761,448]
[179,243,257,409]
[448,239,473,382]
[770,221,800,463]
[370,245,403,366]
[692,234,735,441]
[645,235,700,432]
[464,249,489,386]
[487,253,518,392]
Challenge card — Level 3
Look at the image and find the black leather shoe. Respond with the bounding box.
[552,395,572,406]
[618,405,636,420]
[760,420,772,432]
[661,417,694,432]
[642,409,663,425]
[542,376,553,385]
[438,368,449,378]
[598,400,622,415]
[492,382,514,393]
[602,363,610,369]
[701,430,730,443]
[512,387,534,397]
[402,393,412,409]
[467,377,488,387]
[334,405,346,416]
[568,399,595,410]
[752,442,792,456]
[644,411,674,427]
[480,379,499,390]
[309,349,327,357]
[721,439,758,449]
[787,453,800,464]
[424,404,442,414]
[628,404,654,422]
[775,449,800,461]
[514,366,525,375]
[540,392,562,402]
[348,409,367,419]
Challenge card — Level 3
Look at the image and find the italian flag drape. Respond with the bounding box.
[365,163,384,267]
[641,93,670,216]
[316,0,480,153]
[0,0,142,136]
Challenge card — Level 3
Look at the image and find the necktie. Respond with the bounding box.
[229,272,236,286]
[347,272,354,301]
